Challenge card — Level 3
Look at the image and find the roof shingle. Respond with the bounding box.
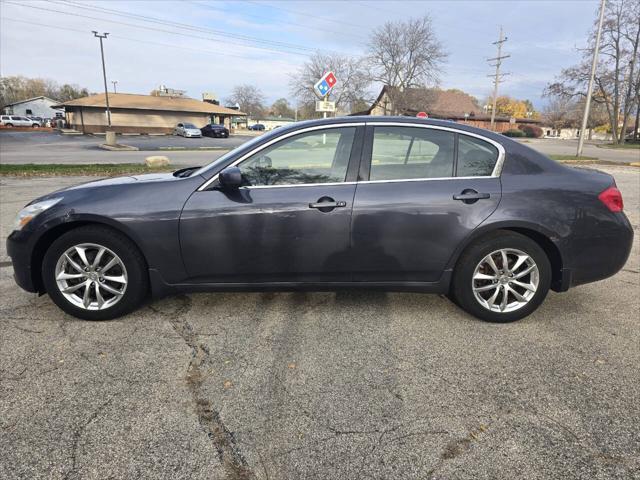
[54,93,245,115]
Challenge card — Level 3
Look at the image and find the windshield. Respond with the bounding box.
[183,123,197,129]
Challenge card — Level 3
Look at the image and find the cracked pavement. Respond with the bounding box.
[1,166,639,479]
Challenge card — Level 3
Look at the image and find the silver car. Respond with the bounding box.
[0,115,41,128]
[173,122,202,138]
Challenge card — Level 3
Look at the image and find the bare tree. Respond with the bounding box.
[543,94,610,136]
[289,52,371,117]
[269,98,295,118]
[367,16,447,90]
[546,0,640,143]
[1,75,89,107]
[225,84,266,118]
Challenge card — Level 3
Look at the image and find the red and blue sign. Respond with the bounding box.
[314,71,337,98]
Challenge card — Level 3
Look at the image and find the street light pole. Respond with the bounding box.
[93,31,111,127]
[111,80,118,94]
[577,0,606,157]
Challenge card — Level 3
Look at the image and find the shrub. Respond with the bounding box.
[517,124,543,138]
[503,129,525,138]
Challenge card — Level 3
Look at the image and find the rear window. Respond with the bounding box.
[456,135,499,177]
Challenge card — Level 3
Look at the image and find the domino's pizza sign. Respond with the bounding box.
[314,71,337,98]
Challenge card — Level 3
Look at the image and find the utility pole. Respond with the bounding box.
[487,26,510,130]
[111,80,118,94]
[93,31,111,127]
[577,0,606,157]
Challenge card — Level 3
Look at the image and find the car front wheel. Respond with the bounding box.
[42,225,149,320]
[451,231,551,323]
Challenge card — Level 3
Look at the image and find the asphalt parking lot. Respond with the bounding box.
[0,130,252,150]
[0,166,638,479]
[0,131,248,166]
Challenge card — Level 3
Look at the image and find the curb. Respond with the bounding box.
[99,144,139,151]
[558,159,639,167]
[158,147,229,152]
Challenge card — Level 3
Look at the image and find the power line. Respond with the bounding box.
[51,0,323,54]
[486,26,510,129]
[3,0,327,57]
[0,17,295,62]
[189,0,367,42]
[245,0,367,30]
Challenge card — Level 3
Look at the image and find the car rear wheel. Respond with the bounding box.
[42,225,148,320]
[451,231,551,323]
[32,124,39,128]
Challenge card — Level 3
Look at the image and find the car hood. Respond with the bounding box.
[35,173,179,201]
[186,128,201,133]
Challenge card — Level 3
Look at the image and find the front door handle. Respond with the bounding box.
[309,196,347,212]
[309,201,347,209]
[453,189,490,204]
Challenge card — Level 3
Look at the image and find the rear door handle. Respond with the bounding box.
[453,190,490,204]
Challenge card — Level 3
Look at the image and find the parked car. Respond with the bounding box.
[1,115,41,128]
[201,124,229,138]
[173,122,202,138]
[7,117,633,321]
[248,123,265,131]
[27,116,44,126]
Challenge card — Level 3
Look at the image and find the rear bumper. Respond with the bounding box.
[6,230,37,293]
[568,212,634,288]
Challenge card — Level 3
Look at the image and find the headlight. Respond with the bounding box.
[13,198,62,231]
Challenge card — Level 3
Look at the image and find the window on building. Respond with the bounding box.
[26,109,33,115]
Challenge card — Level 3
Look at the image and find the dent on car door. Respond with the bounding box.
[179,125,364,283]
[351,125,502,283]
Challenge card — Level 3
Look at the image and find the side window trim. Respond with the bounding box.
[359,122,505,183]
[197,123,366,191]
[453,132,460,177]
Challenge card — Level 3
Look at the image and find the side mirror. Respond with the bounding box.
[218,166,242,189]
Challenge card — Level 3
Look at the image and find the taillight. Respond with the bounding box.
[598,186,624,212]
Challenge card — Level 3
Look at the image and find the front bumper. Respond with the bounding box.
[6,230,37,293]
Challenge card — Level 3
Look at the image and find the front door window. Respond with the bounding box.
[237,127,356,186]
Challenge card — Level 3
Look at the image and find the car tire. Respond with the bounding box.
[32,124,39,128]
[42,225,149,320]
[5,123,13,127]
[451,230,551,323]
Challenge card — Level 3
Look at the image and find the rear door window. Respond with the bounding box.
[370,126,455,180]
[456,135,499,177]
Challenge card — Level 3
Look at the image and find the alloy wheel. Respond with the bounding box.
[54,243,128,310]
[472,248,539,313]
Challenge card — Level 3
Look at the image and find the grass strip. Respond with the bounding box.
[548,155,599,161]
[0,163,174,177]
[596,142,640,150]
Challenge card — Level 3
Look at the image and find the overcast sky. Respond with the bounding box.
[1,0,600,109]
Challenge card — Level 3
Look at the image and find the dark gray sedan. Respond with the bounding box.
[7,117,633,322]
